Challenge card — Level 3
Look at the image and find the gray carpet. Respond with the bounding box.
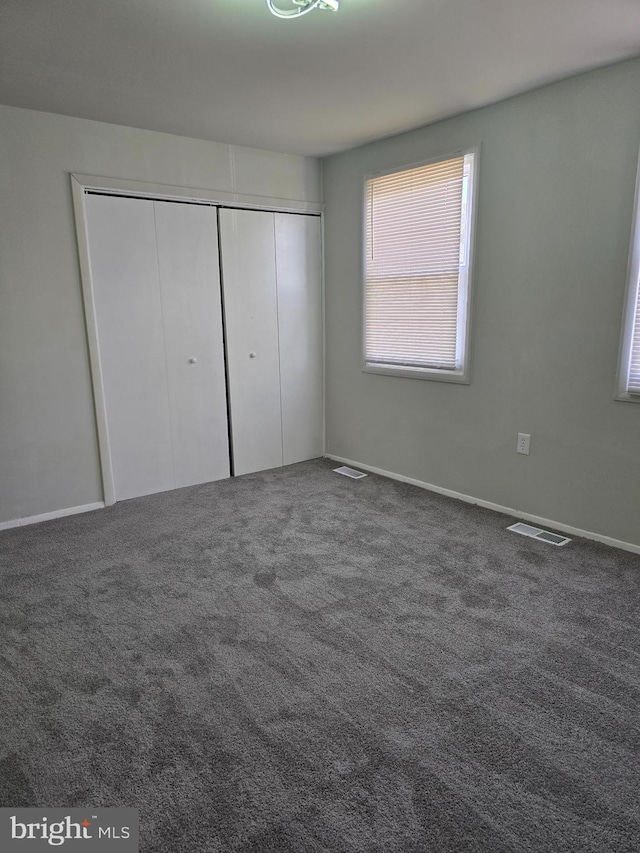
[1,458,639,852]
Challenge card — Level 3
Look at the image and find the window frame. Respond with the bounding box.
[615,148,640,403]
[361,145,480,384]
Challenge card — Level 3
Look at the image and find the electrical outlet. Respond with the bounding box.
[517,433,531,455]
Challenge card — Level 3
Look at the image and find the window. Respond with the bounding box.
[363,149,477,382]
[616,153,640,402]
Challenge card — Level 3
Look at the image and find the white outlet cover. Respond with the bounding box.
[517,433,531,454]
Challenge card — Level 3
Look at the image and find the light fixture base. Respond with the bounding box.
[267,0,340,20]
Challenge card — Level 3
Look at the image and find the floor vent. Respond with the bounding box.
[334,466,368,479]
[508,522,571,546]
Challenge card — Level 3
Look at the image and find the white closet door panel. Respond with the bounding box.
[153,202,230,487]
[219,208,283,476]
[85,194,174,501]
[275,213,323,465]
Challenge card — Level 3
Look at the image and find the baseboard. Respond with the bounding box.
[325,454,640,556]
[0,501,105,532]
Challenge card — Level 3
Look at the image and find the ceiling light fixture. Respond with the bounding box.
[267,0,339,20]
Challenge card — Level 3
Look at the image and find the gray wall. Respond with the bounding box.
[323,58,640,547]
[0,106,321,524]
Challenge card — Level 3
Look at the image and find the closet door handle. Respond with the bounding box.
[249,352,257,359]
[188,357,197,364]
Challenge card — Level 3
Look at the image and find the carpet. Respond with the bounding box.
[1,458,639,851]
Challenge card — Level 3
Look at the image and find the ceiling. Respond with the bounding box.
[1,0,640,157]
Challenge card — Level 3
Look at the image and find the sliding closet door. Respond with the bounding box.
[86,194,229,502]
[219,207,323,477]
[154,202,230,487]
[275,213,323,465]
[86,195,174,500]
[219,209,283,476]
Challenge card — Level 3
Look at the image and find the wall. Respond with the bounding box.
[323,57,640,549]
[0,106,321,524]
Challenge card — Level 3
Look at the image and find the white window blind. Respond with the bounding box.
[628,283,640,394]
[618,151,640,401]
[365,152,474,374]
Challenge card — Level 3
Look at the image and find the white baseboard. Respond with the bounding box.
[326,454,640,556]
[0,501,105,532]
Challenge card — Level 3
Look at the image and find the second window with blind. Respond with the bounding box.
[616,149,640,403]
[364,149,478,382]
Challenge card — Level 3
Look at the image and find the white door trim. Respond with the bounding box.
[71,173,323,214]
[72,177,117,504]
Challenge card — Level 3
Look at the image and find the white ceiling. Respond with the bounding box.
[1,0,640,157]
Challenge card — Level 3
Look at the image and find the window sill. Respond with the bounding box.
[614,391,640,403]
[362,363,470,384]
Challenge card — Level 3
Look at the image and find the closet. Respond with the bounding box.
[84,193,322,503]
